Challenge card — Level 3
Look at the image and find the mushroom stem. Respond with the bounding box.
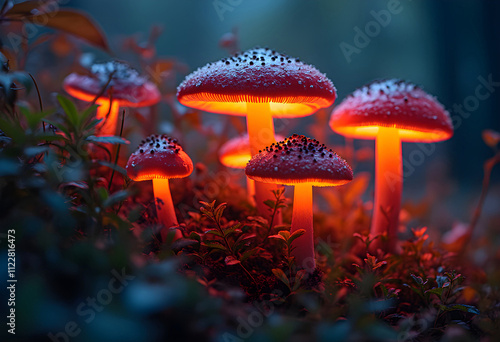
[96,99,120,136]
[246,102,281,220]
[291,183,315,270]
[246,177,255,205]
[152,178,182,241]
[370,126,402,252]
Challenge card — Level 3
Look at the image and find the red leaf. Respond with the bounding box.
[26,9,109,51]
[4,0,54,18]
[224,256,241,266]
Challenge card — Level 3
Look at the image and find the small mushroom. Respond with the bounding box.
[126,134,193,241]
[329,79,453,252]
[245,134,353,270]
[177,47,336,218]
[219,134,284,204]
[64,60,160,136]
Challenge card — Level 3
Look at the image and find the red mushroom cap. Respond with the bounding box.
[329,79,453,142]
[219,133,285,169]
[126,134,193,181]
[177,47,336,117]
[64,60,161,107]
[245,134,353,187]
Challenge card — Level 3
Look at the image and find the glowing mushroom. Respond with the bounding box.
[177,47,336,217]
[126,134,193,241]
[64,60,161,136]
[329,80,453,252]
[245,134,353,270]
[219,134,284,204]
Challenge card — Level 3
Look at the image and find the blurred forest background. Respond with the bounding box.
[22,0,500,229]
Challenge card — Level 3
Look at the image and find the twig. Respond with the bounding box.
[28,73,44,132]
[108,109,125,191]
[464,152,500,250]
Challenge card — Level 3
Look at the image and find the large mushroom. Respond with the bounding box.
[245,134,353,270]
[177,47,336,217]
[126,134,193,241]
[64,60,161,136]
[219,133,284,204]
[329,79,453,252]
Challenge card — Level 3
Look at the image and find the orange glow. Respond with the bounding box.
[64,86,102,103]
[370,126,402,252]
[247,176,352,187]
[220,153,251,169]
[153,178,182,241]
[95,99,120,136]
[333,125,452,142]
[179,93,329,117]
[245,102,281,219]
[290,183,315,269]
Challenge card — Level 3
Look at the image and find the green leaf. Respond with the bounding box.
[263,199,276,209]
[96,160,127,176]
[278,230,290,240]
[272,268,290,290]
[239,247,258,263]
[425,288,444,297]
[102,190,130,208]
[440,304,480,315]
[288,229,306,245]
[80,104,99,122]
[86,135,130,145]
[204,229,223,237]
[223,222,241,237]
[0,118,25,143]
[201,241,227,251]
[268,234,286,242]
[292,270,307,291]
[57,95,79,128]
[189,231,201,243]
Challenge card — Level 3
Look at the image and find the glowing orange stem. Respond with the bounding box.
[370,126,402,252]
[95,99,120,136]
[153,178,182,241]
[246,177,255,205]
[291,183,315,270]
[246,102,281,220]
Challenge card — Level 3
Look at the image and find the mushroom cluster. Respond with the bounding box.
[111,47,453,265]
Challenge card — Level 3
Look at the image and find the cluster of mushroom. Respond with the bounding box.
[63,48,454,269]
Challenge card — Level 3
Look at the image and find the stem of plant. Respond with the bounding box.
[212,213,258,286]
[463,151,500,254]
[108,110,125,191]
